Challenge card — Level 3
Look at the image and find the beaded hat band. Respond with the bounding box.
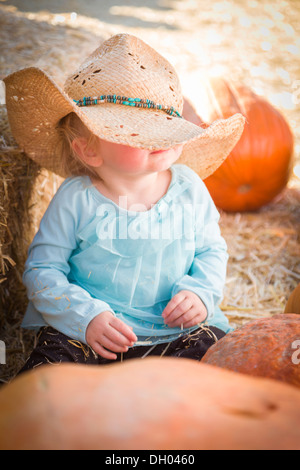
[74,95,182,118]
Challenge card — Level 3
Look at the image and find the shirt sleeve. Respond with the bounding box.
[171,173,228,321]
[23,178,114,344]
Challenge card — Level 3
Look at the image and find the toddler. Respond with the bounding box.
[4,34,245,370]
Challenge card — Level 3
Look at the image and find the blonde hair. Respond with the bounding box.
[57,112,99,177]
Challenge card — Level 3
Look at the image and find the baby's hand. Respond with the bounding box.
[162,290,208,329]
[86,311,137,360]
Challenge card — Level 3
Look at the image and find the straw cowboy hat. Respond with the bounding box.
[4,33,245,179]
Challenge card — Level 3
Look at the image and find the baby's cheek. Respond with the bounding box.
[116,150,148,171]
[122,155,142,170]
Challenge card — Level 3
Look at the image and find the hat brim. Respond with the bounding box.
[4,67,245,178]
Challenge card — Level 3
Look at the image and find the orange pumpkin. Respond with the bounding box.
[1,357,300,450]
[196,78,294,212]
[285,284,300,314]
[202,314,300,387]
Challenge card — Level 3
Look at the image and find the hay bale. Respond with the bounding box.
[0,104,39,381]
[0,105,38,304]
[0,104,62,381]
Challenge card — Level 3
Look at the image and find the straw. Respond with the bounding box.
[219,185,300,329]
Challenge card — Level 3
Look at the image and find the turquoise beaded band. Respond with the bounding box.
[73,94,182,118]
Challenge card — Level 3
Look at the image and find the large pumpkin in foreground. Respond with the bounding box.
[202,314,300,387]
[1,358,300,450]
[197,78,294,212]
[285,284,300,314]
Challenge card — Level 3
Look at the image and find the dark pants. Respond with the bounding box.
[18,325,226,375]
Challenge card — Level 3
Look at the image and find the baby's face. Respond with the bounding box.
[95,138,183,175]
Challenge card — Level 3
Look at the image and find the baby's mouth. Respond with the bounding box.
[150,149,170,156]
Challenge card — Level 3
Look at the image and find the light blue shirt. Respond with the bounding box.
[22,164,232,346]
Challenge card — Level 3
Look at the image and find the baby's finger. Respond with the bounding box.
[106,324,135,348]
[162,292,186,319]
[182,315,203,329]
[101,334,129,354]
[92,342,118,361]
[164,298,193,325]
[167,306,196,328]
[110,317,137,344]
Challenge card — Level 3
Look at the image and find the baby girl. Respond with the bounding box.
[4,33,244,371]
